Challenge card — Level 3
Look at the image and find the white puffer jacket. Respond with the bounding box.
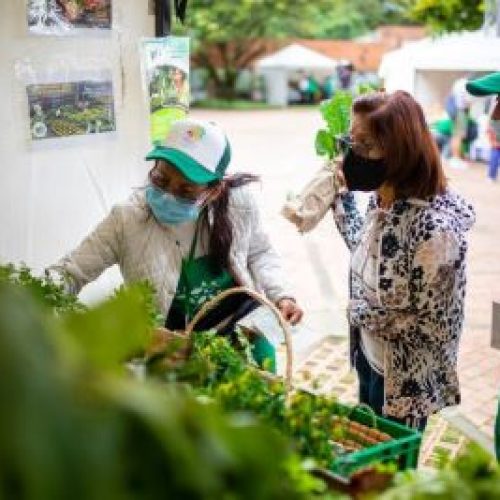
[51,186,291,317]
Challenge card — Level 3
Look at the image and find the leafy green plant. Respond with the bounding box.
[113,280,164,329]
[315,91,353,159]
[379,443,500,499]
[149,331,385,469]
[0,282,340,500]
[0,262,84,314]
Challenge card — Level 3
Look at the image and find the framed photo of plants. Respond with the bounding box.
[27,0,112,35]
[26,73,116,142]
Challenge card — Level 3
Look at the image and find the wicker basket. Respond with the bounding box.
[148,286,294,389]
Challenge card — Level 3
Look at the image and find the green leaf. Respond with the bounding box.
[62,285,152,372]
[315,91,353,158]
[315,129,335,158]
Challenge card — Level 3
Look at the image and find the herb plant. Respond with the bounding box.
[315,91,353,159]
[0,262,84,314]
[0,281,339,500]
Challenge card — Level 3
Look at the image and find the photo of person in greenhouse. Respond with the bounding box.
[49,118,303,340]
[149,64,190,113]
[284,90,475,431]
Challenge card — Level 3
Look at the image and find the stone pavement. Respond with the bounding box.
[445,160,500,446]
[292,336,468,467]
[192,108,500,451]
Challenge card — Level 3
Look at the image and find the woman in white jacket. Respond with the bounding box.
[51,118,302,330]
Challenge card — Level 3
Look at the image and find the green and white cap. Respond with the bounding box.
[466,72,500,96]
[145,118,231,184]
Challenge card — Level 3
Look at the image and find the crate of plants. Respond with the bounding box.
[328,403,422,479]
[145,288,422,485]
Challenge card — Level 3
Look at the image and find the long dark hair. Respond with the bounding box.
[146,166,259,271]
[352,91,447,199]
[202,173,259,271]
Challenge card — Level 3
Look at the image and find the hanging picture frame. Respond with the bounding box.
[27,0,112,36]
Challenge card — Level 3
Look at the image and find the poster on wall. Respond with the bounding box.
[27,0,112,35]
[140,37,190,145]
[26,74,116,142]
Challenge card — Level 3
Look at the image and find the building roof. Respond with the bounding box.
[295,40,386,72]
[376,25,428,49]
[192,25,427,73]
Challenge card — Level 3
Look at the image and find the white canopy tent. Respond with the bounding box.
[255,43,338,106]
[379,31,500,111]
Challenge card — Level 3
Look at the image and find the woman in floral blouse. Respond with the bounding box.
[332,91,475,431]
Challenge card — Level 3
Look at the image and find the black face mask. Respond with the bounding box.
[342,148,387,192]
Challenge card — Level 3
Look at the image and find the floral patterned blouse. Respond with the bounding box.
[332,190,475,419]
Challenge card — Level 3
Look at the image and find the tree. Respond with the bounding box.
[398,0,485,33]
[174,0,335,99]
[310,0,413,40]
[174,0,413,99]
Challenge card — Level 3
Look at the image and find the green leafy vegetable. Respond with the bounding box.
[315,91,353,159]
[379,443,500,500]
[0,262,84,314]
[0,282,340,499]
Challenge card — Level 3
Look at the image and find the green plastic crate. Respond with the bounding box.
[329,403,422,478]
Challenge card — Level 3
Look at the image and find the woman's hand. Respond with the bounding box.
[331,155,347,192]
[277,298,303,325]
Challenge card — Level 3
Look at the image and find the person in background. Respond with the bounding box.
[322,74,337,100]
[466,72,500,457]
[283,91,475,431]
[466,72,500,182]
[298,71,310,104]
[430,115,454,158]
[431,112,478,160]
[447,77,474,169]
[337,62,354,90]
[50,119,303,336]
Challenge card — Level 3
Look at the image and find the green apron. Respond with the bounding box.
[167,221,276,372]
[170,221,234,325]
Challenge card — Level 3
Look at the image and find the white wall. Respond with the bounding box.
[0,0,154,303]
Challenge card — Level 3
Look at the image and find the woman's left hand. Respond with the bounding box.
[277,298,303,325]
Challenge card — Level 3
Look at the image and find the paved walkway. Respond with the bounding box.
[192,108,500,448]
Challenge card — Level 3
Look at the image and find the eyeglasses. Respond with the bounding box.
[150,167,202,202]
[335,134,374,157]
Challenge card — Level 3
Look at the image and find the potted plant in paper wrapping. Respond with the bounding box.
[281,91,353,233]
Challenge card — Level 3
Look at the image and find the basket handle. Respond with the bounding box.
[348,403,378,429]
[184,286,294,390]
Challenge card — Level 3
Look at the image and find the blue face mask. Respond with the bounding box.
[145,185,200,225]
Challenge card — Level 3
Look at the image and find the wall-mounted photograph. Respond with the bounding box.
[27,0,112,35]
[27,78,116,141]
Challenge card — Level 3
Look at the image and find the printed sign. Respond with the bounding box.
[140,37,190,145]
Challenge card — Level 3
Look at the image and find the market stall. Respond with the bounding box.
[255,43,338,106]
[379,30,500,110]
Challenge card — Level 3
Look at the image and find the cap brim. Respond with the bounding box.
[145,147,220,185]
[466,72,500,96]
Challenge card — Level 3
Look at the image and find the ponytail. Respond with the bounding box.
[203,173,259,271]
